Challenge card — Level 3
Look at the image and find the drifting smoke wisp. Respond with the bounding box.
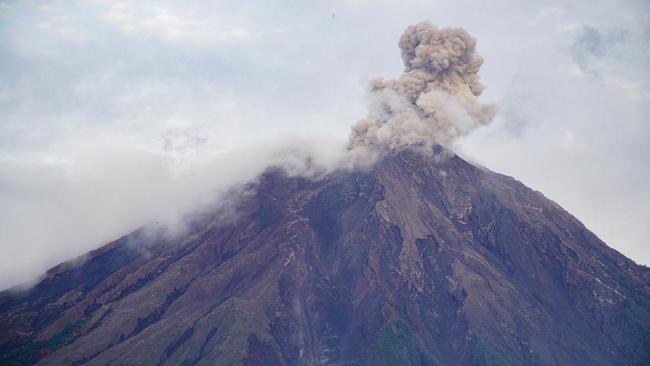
[348,22,495,154]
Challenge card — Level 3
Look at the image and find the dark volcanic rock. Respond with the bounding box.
[1,149,649,365]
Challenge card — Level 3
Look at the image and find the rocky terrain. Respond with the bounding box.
[1,149,649,365]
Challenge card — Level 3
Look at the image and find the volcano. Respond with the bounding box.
[1,149,649,365]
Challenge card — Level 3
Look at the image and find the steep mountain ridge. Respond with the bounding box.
[1,149,649,365]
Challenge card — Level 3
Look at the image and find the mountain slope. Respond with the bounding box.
[1,150,649,365]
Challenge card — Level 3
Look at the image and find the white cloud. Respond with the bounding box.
[99,1,261,47]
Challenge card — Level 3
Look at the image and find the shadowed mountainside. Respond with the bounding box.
[1,149,649,365]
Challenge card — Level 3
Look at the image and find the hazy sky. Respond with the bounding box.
[0,0,649,289]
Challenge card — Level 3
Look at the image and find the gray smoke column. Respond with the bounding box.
[348,22,495,155]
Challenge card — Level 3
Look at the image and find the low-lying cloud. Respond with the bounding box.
[0,136,350,289]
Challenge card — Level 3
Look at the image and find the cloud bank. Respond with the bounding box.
[0,136,349,289]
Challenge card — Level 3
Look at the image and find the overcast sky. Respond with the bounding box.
[0,0,648,289]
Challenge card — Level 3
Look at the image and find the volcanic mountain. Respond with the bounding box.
[1,149,649,365]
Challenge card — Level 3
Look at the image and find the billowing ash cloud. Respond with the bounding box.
[348,22,495,154]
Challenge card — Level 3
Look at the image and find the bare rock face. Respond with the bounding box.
[1,149,649,365]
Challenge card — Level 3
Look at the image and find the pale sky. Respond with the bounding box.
[0,0,648,289]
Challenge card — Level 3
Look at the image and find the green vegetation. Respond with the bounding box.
[0,318,86,366]
[366,322,438,366]
[470,335,514,366]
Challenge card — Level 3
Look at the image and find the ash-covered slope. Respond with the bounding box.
[1,150,650,366]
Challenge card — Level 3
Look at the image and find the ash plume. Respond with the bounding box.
[348,22,495,155]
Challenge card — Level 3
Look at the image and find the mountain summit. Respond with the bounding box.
[1,149,649,365]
